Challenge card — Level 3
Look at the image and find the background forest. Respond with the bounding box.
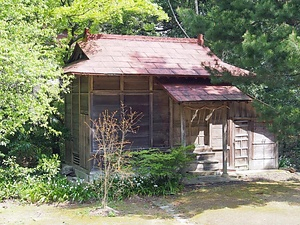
[0,0,299,197]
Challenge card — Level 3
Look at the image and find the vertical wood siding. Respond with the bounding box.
[65,76,91,170]
[90,76,170,153]
[65,75,277,172]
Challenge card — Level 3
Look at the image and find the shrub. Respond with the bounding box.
[279,140,300,169]
[0,145,195,204]
[0,155,98,203]
[129,145,194,195]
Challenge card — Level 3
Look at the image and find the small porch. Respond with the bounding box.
[162,80,278,175]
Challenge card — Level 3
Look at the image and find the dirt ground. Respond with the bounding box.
[1,170,300,225]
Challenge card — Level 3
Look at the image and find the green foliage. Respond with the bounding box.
[37,154,61,177]
[0,0,71,145]
[279,140,300,170]
[177,0,300,146]
[278,155,294,169]
[3,113,69,163]
[129,145,194,195]
[54,0,168,48]
[0,0,168,154]
[154,0,210,37]
[0,146,195,203]
[0,155,98,203]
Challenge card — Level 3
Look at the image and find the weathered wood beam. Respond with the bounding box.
[149,77,153,147]
[169,97,174,148]
[222,105,229,178]
[180,104,186,147]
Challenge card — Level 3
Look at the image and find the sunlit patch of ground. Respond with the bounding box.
[1,171,300,225]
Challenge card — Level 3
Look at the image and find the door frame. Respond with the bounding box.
[230,119,251,170]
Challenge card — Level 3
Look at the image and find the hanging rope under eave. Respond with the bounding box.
[187,105,230,124]
[205,109,215,121]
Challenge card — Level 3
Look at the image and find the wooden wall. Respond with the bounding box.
[171,100,277,170]
[91,76,170,153]
[250,121,278,169]
[65,76,91,171]
[65,75,277,172]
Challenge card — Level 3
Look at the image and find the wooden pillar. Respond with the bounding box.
[222,105,229,178]
[149,77,153,147]
[229,118,234,167]
[120,76,124,102]
[180,104,186,147]
[169,97,174,148]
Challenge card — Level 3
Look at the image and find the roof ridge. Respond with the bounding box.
[84,29,198,44]
[98,34,198,43]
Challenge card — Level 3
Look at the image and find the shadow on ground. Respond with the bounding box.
[152,179,300,219]
[1,172,300,224]
[56,171,300,221]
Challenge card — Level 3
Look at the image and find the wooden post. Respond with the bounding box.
[149,77,153,147]
[222,106,229,178]
[169,97,174,148]
[180,104,186,147]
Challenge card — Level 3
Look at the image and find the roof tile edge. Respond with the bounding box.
[84,28,199,44]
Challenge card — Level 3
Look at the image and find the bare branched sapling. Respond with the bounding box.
[91,103,142,208]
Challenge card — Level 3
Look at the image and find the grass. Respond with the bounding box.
[152,180,300,218]
[1,179,300,225]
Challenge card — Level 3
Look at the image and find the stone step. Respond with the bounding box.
[187,171,221,176]
[186,160,220,172]
[195,152,216,161]
[194,146,212,152]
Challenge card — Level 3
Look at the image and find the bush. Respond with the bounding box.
[129,145,194,195]
[279,140,300,169]
[0,145,195,204]
[0,155,98,203]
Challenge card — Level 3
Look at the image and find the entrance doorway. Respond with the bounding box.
[233,120,249,170]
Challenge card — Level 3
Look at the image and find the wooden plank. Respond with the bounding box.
[149,76,153,91]
[124,94,150,149]
[71,92,80,155]
[233,120,250,169]
[78,114,91,170]
[152,85,169,147]
[65,92,72,163]
[120,76,124,108]
[180,105,186,146]
[93,76,120,90]
[169,97,174,148]
[80,76,89,93]
[80,93,89,115]
[92,94,120,120]
[222,105,228,176]
[72,77,80,93]
[229,118,234,168]
[124,76,149,90]
[149,93,153,147]
[79,114,84,168]
[186,109,192,145]
[120,75,124,91]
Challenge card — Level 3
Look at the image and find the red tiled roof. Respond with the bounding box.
[161,83,252,102]
[64,34,249,77]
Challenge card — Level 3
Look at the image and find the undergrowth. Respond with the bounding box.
[0,145,194,204]
[0,155,98,203]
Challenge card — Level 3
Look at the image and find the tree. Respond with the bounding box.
[177,0,300,146]
[92,103,142,208]
[0,0,168,151]
[0,0,70,146]
[153,0,211,37]
[53,0,168,54]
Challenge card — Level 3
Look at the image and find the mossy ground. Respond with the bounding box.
[1,175,300,225]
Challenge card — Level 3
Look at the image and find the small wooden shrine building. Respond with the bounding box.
[63,30,278,180]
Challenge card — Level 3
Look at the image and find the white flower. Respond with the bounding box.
[154,185,158,188]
